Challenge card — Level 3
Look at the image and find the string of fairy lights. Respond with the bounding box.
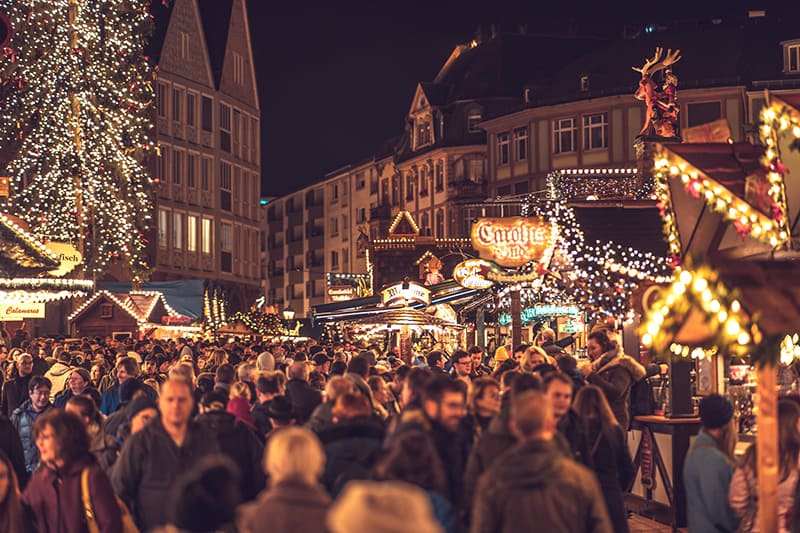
[0,0,155,281]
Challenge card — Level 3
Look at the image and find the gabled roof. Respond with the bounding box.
[145,0,176,63]
[69,290,181,324]
[197,0,233,88]
[388,211,419,236]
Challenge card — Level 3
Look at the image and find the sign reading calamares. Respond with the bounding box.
[471,217,553,268]
[0,303,45,320]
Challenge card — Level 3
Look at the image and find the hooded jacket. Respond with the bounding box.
[586,346,646,430]
[317,416,385,497]
[237,480,331,533]
[470,439,612,533]
[11,399,53,473]
[44,361,72,401]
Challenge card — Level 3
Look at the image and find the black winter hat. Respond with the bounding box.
[699,393,734,429]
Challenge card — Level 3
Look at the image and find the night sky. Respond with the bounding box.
[246,0,781,198]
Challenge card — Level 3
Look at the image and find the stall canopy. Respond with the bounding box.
[353,308,460,328]
[98,280,204,319]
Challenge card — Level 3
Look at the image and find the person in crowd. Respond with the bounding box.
[205,348,228,374]
[328,480,444,533]
[196,390,265,502]
[312,351,332,376]
[368,374,397,419]
[0,448,31,533]
[112,378,220,531]
[426,351,448,376]
[470,390,612,533]
[0,409,27,490]
[54,368,96,408]
[556,354,585,392]
[399,366,432,411]
[265,395,296,437]
[237,427,331,533]
[344,355,376,408]
[227,381,258,432]
[580,329,645,431]
[100,356,141,415]
[306,375,355,433]
[285,361,323,425]
[468,346,490,378]
[154,455,241,533]
[213,363,235,399]
[464,377,501,443]
[544,372,592,466]
[256,349,275,372]
[450,350,473,386]
[374,429,457,533]
[23,409,123,532]
[89,362,107,390]
[2,352,34,416]
[252,373,282,437]
[318,392,385,496]
[511,344,530,363]
[43,348,72,401]
[463,372,541,507]
[237,362,257,402]
[65,395,119,473]
[142,355,166,385]
[729,398,800,532]
[105,377,155,437]
[309,369,327,392]
[537,328,566,357]
[573,384,635,533]
[12,376,53,474]
[684,393,739,533]
[520,345,551,373]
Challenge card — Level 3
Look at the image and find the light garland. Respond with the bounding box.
[0,277,94,290]
[387,210,420,234]
[0,0,156,281]
[203,285,229,332]
[68,289,181,324]
[551,168,653,201]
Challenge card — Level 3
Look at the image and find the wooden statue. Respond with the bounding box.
[632,47,682,139]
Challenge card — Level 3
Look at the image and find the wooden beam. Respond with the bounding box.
[757,363,778,533]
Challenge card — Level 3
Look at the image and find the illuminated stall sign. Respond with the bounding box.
[381,281,431,307]
[0,303,45,320]
[327,285,356,302]
[453,259,495,289]
[498,304,580,326]
[471,217,553,268]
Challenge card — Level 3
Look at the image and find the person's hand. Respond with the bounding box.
[578,360,592,378]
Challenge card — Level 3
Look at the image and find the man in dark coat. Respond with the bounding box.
[0,412,28,488]
[100,356,141,415]
[195,391,265,502]
[11,376,53,473]
[470,390,612,533]
[1,352,34,416]
[285,361,322,425]
[544,372,592,467]
[112,379,220,531]
[251,373,281,437]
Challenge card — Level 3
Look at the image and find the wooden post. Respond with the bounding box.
[476,307,485,349]
[511,287,521,351]
[757,363,778,533]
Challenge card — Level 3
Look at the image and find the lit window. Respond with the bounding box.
[583,113,608,150]
[187,215,198,252]
[201,218,212,254]
[787,43,800,73]
[173,212,184,249]
[158,209,169,247]
[553,118,576,154]
[467,109,482,132]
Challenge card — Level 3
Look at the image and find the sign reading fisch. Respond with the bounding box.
[381,281,431,307]
[471,217,553,268]
[45,242,83,277]
[0,303,45,320]
[453,259,495,290]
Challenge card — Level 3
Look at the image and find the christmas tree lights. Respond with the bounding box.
[0,0,156,281]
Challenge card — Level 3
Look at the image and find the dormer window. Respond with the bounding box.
[783,40,800,74]
[415,119,432,150]
[467,109,482,132]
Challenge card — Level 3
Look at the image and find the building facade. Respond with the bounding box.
[149,0,261,311]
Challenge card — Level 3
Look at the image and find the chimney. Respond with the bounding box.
[580,75,590,92]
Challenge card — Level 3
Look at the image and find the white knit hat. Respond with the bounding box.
[327,481,443,533]
[256,351,275,371]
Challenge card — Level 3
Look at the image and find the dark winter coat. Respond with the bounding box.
[305,401,334,434]
[556,409,593,468]
[585,424,635,533]
[23,454,122,533]
[586,346,646,430]
[317,416,385,497]
[463,407,517,507]
[1,374,32,417]
[111,417,220,531]
[285,379,322,425]
[251,399,273,437]
[0,413,28,488]
[470,439,613,533]
[237,480,331,533]
[11,399,53,473]
[195,410,266,501]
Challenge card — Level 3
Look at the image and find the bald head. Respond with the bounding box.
[510,390,554,441]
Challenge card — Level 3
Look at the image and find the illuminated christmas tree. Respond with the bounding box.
[0,0,156,281]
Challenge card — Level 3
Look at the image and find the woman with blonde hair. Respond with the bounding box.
[237,426,330,533]
[520,346,552,373]
[573,384,634,533]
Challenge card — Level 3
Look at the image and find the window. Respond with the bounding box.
[159,146,169,182]
[419,166,428,195]
[100,304,113,319]
[172,150,183,185]
[583,113,608,150]
[416,119,432,147]
[180,32,189,60]
[355,172,365,190]
[331,183,338,202]
[342,248,349,270]
[186,92,196,127]
[330,217,339,236]
[406,172,415,200]
[356,207,367,223]
[467,109,482,132]
[156,83,167,118]
[330,250,339,269]
[553,118,577,154]
[173,212,184,249]
[787,43,800,73]
[219,103,231,151]
[342,215,349,236]
[233,109,241,155]
[421,212,430,235]
[497,185,512,197]
[233,52,245,85]
[466,159,484,182]
[172,87,182,122]
[435,160,444,190]
[370,172,378,195]
[187,153,196,188]
[687,102,722,128]
[201,96,213,132]
[220,222,233,251]
[201,157,211,191]
[201,218,212,254]
[158,208,169,247]
[497,133,510,165]
[220,161,231,211]
[187,215,198,252]
[435,209,445,238]
[513,128,528,161]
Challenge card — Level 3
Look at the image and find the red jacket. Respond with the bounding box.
[23,454,122,533]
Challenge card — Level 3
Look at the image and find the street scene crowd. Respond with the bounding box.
[0,324,796,533]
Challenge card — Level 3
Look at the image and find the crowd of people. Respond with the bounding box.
[0,323,796,532]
